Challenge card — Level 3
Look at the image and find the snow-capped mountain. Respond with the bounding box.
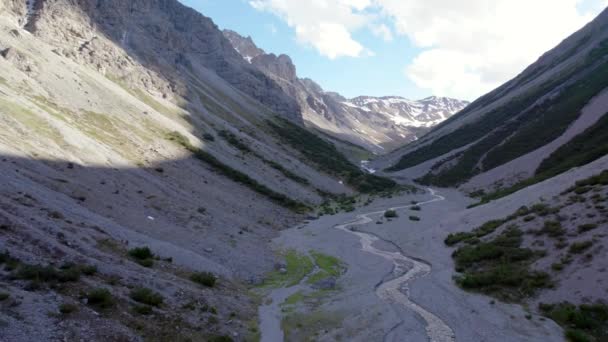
[223,30,469,153]
[345,96,469,128]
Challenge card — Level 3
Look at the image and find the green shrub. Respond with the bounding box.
[409,216,421,221]
[384,210,398,218]
[86,288,114,309]
[473,220,505,237]
[190,272,217,287]
[0,292,9,301]
[208,335,233,342]
[539,302,608,342]
[410,206,421,211]
[133,304,153,315]
[536,221,566,238]
[452,227,549,300]
[444,232,476,246]
[81,265,97,276]
[128,247,155,267]
[578,224,598,234]
[128,247,154,260]
[130,287,164,307]
[569,241,593,254]
[59,303,78,314]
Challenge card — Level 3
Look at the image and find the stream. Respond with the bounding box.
[259,188,455,342]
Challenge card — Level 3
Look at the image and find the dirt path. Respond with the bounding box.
[335,189,455,342]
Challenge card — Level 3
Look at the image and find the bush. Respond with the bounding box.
[130,287,163,307]
[133,304,153,315]
[409,216,421,221]
[128,247,154,260]
[384,210,398,218]
[569,241,593,254]
[81,265,97,276]
[536,221,566,238]
[208,335,233,342]
[128,247,155,267]
[0,292,9,301]
[86,288,114,309]
[444,232,476,246]
[410,206,422,211]
[452,227,550,300]
[59,303,78,314]
[540,301,608,342]
[578,223,599,234]
[190,272,217,287]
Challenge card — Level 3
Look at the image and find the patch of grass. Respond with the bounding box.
[262,250,314,288]
[384,210,398,218]
[569,241,593,254]
[539,302,608,342]
[283,291,305,306]
[306,251,343,285]
[130,287,164,307]
[190,272,217,288]
[86,288,114,309]
[167,131,310,213]
[282,310,343,342]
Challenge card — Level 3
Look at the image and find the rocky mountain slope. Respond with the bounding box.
[375,7,608,199]
[0,0,399,340]
[223,29,469,153]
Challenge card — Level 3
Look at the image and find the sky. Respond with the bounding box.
[179,0,608,101]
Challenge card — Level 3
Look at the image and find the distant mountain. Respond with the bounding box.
[223,29,469,153]
[374,7,608,196]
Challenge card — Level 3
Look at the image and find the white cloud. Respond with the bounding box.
[249,0,371,59]
[377,0,602,100]
[371,23,393,42]
[249,0,606,99]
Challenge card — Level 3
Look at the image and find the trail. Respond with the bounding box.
[335,188,455,342]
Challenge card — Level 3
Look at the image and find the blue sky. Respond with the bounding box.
[180,0,607,101]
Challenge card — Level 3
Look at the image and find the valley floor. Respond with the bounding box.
[261,189,564,341]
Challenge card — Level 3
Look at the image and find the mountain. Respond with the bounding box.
[223,29,469,153]
[0,0,400,340]
[375,7,608,198]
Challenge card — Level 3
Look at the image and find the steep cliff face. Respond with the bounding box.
[223,29,469,153]
[15,0,302,122]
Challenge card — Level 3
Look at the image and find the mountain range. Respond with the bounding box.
[223,29,469,153]
[0,1,607,341]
